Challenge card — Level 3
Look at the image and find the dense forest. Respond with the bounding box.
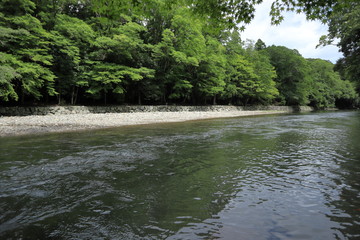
[0,0,359,108]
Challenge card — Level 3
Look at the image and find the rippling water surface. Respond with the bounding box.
[1,111,360,239]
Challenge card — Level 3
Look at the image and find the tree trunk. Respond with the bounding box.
[71,87,75,105]
[20,91,24,105]
[138,93,142,105]
[74,87,79,105]
[244,98,249,106]
[213,95,217,105]
[70,86,79,105]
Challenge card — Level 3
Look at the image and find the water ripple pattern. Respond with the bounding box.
[0,111,359,239]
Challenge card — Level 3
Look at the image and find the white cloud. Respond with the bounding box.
[240,0,342,63]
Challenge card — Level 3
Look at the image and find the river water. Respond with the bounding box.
[0,111,359,239]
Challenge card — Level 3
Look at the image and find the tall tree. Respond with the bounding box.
[244,41,278,104]
[1,0,357,108]
[51,14,95,104]
[221,33,278,105]
[319,2,360,92]
[0,0,56,103]
[153,7,207,104]
[265,46,311,105]
[84,21,155,104]
[307,58,358,109]
[194,36,226,104]
[254,39,266,51]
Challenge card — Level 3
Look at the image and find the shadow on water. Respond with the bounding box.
[0,111,359,239]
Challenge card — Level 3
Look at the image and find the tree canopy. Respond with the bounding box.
[324,2,360,93]
[0,0,358,108]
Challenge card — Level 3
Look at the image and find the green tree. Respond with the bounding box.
[307,59,358,109]
[223,54,261,105]
[2,0,355,106]
[142,0,174,45]
[153,29,194,103]
[254,39,266,51]
[153,8,206,104]
[167,0,354,29]
[84,21,155,104]
[0,53,20,101]
[0,0,56,103]
[50,14,95,104]
[265,46,311,105]
[221,33,278,105]
[319,2,360,93]
[244,41,278,104]
[194,36,226,104]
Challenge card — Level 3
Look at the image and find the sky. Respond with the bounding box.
[240,0,342,63]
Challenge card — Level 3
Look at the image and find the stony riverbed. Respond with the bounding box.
[0,110,289,136]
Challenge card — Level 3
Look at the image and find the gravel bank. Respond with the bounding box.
[0,110,288,136]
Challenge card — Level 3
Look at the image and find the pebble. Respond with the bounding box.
[0,110,288,136]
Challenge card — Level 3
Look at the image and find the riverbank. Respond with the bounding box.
[0,106,314,136]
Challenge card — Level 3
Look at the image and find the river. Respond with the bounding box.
[1,111,359,239]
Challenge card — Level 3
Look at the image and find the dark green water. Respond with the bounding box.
[1,111,360,239]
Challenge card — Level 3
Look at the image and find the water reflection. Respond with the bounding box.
[0,111,359,239]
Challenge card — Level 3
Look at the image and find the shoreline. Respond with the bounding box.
[0,110,291,137]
